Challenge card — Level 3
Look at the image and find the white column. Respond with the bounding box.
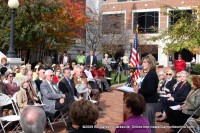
[158,44,169,67]
[196,54,200,64]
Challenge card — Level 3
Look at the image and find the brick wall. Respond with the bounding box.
[102,0,200,30]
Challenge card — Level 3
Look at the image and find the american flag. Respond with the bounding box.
[130,28,140,80]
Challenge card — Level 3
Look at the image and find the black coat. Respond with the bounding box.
[58,77,79,98]
[34,78,43,91]
[160,78,177,93]
[172,81,191,104]
[138,70,159,103]
[86,55,97,66]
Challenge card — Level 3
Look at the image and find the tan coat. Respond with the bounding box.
[182,89,200,116]
[73,75,99,102]
[16,87,33,113]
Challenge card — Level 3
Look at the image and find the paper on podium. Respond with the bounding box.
[117,86,135,93]
[160,94,170,97]
[170,105,181,110]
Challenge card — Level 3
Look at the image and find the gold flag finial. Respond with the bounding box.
[136,24,139,33]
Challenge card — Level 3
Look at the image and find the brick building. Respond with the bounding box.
[101,0,200,67]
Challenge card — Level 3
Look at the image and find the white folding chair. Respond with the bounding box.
[0,93,20,133]
[11,92,20,115]
[178,106,200,133]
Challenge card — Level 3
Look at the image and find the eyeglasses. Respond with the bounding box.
[166,73,172,76]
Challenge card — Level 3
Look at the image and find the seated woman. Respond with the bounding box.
[16,79,35,113]
[157,71,191,121]
[4,71,18,97]
[159,69,177,94]
[115,93,150,133]
[165,75,200,132]
[157,71,166,93]
[70,99,111,133]
[156,72,181,118]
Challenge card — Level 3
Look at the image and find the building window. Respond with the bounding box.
[168,10,192,27]
[133,11,159,33]
[102,14,125,34]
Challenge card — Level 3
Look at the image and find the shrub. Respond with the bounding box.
[191,64,200,74]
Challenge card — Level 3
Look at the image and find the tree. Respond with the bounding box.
[80,8,130,58]
[0,0,88,62]
[150,5,200,54]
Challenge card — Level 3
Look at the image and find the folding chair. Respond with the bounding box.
[39,96,68,131]
[178,106,200,133]
[11,92,20,115]
[0,93,20,133]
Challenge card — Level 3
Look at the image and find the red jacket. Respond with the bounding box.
[174,59,186,72]
[97,68,106,78]
[91,69,98,79]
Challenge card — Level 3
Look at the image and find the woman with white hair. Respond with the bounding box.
[157,70,166,93]
[159,69,177,94]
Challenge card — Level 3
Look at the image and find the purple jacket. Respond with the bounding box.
[115,116,151,133]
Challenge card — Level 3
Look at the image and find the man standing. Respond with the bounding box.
[59,51,71,65]
[86,50,97,68]
[174,54,186,73]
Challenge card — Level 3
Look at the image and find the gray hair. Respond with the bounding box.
[44,69,53,76]
[180,70,189,77]
[4,71,13,79]
[20,106,46,133]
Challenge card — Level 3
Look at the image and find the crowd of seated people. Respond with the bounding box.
[1,50,199,133]
[0,50,113,132]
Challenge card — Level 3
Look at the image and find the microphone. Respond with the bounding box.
[129,66,143,71]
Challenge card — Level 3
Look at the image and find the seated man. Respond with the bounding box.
[40,70,73,125]
[91,65,111,92]
[73,66,100,105]
[58,67,80,131]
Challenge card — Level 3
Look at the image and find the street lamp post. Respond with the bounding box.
[7,0,19,58]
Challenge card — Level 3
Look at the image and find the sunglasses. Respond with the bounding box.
[166,73,172,76]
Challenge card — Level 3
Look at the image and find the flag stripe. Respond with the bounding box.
[130,30,140,81]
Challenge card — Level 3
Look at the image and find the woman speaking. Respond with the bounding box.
[135,54,159,133]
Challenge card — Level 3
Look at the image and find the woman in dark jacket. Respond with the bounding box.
[159,69,177,93]
[135,54,159,133]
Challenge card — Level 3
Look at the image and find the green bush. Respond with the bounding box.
[191,64,200,74]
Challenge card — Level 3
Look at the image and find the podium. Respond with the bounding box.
[116,86,135,121]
